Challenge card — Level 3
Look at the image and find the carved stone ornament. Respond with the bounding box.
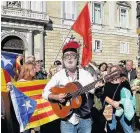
[7,1,21,8]
[3,39,24,50]
[116,1,131,8]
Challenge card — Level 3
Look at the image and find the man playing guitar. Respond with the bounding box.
[42,41,102,133]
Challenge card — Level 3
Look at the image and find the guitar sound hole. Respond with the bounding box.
[58,99,71,110]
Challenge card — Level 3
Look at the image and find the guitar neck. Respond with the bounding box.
[66,69,120,99]
[67,78,103,98]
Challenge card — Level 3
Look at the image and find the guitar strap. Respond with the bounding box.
[112,83,121,100]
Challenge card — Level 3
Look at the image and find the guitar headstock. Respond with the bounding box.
[104,69,121,82]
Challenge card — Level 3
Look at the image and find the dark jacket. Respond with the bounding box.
[103,81,133,113]
[35,71,47,80]
[124,69,136,82]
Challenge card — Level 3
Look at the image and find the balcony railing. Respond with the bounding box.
[1,6,49,22]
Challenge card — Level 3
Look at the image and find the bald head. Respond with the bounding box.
[126,60,133,71]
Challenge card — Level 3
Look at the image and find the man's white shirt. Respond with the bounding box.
[42,68,96,125]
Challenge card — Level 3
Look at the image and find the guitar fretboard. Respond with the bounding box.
[66,69,120,99]
[66,78,103,98]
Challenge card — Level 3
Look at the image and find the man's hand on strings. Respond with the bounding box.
[55,93,67,103]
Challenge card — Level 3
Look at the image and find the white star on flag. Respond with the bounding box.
[22,100,33,111]
[1,55,13,67]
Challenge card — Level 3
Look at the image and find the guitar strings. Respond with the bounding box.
[66,70,120,98]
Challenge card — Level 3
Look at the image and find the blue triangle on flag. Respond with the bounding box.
[1,51,18,78]
[11,85,37,128]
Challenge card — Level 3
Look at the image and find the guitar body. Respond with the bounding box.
[50,82,82,118]
[49,69,121,118]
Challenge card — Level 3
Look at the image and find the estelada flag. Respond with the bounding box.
[72,3,92,67]
[12,80,59,130]
[10,84,37,132]
[1,68,14,92]
[1,51,18,78]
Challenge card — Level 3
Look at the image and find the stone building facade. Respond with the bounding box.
[1,1,49,63]
[1,1,138,71]
[45,1,138,70]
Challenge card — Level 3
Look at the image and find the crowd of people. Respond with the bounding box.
[1,40,140,133]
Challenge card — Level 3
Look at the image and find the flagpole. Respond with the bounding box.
[54,28,72,62]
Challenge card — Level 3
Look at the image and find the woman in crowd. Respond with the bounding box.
[34,61,47,80]
[102,65,135,133]
[25,55,36,64]
[99,62,108,77]
[18,62,36,81]
[18,62,40,133]
[130,67,140,130]
[8,62,39,133]
[107,63,113,74]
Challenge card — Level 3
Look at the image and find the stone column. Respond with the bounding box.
[132,2,136,32]
[39,31,44,61]
[43,1,47,12]
[26,1,31,10]
[109,2,115,29]
[28,30,33,55]
[1,1,7,6]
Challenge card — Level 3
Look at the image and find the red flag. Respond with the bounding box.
[72,3,92,67]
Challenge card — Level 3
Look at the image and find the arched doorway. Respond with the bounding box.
[1,35,26,133]
[1,35,25,54]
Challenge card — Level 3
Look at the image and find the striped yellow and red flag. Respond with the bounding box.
[13,80,59,130]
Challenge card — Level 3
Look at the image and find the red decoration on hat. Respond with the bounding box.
[62,41,80,52]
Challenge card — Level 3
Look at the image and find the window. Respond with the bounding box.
[120,41,129,54]
[117,2,131,28]
[62,1,76,20]
[92,2,105,24]
[93,39,102,52]
[93,3,101,24]
[119,8,128,28]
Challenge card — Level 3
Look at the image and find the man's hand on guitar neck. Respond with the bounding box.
[49,93,67,103]
[95,81,105,88]
[89,81,104,94]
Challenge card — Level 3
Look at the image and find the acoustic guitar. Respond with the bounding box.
[50,69,121,118]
